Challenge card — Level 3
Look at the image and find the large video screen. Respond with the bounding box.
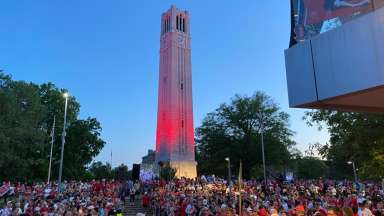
[290,0,383,46]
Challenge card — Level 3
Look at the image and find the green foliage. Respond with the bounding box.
[88,162,131,180]
[196,92,295,179]
[89,162,113,180]
[160,163,177,181]
[0,72,105,181]
[304,110,384,180]
[296,157,328,179]
[63,118,105,179]
[113,164,131,180]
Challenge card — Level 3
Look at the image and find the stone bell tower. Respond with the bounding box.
[155,5,197,178]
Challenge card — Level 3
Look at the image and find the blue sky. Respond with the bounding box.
[0,0,328,168]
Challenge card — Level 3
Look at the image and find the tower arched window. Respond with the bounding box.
[168,17,171,31]
[179,15,182,31]
[162,20,164,34]
[176,15,179,31]
[165,18,168,33]
[181,16,183,32]
[177,14,181,31]
[183,18,185,32]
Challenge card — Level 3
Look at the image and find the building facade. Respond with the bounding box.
[155,5,197,178]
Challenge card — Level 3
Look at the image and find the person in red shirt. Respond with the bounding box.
[258,206,268,216]
[39,203,49,215]
[142,192,150,208]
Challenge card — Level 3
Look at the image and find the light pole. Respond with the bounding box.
[225,157,232,196]
[258,113,267,186]
[348,161,358,183]
[225,157,231,186]
[47,116,56,184]
[58,92,69,191]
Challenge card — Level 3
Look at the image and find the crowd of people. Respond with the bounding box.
[140,177,384,216]
[1,177,384,216]
[0,180,123,216]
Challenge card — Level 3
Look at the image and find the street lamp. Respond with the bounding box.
[225,157,232,196]
[47,116,56,184]
[225,157,231,186]
[58,92,69,191]
[258,113,267,186]
[347,161,358,183]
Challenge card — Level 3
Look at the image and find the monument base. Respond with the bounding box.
[170,161,197,179]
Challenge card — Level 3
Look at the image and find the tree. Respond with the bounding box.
[0,72,105,181]
[160,163,177,181]
[296,157,328,179]
[0,74,46,181]
[196,92,295,179]
[113,164,130,180]
[62,118,105,179]
[304,110,384,180]
[89,162,113,180]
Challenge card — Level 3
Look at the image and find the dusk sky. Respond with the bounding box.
[0,0,328,168]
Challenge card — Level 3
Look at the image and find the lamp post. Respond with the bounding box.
[225,157,232,196]
[47,116,56,184]
[258,113,267,186]
[58,92,69,191]
[348,161,358,183]
[225,157,231,186]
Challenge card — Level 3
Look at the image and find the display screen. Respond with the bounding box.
[289,0,383,47]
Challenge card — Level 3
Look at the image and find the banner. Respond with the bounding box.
[303,0,372,24]
[290,0,384,46]
[0,183,10,197]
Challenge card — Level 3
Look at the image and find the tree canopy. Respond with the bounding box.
[88,162,131,180]
[305,110,384,180]
[196,92,295,179]
[0,72,105,181]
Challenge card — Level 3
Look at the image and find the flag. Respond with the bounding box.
[110,150,113,166]
[0,183,10,197]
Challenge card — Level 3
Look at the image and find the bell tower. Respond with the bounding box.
[155,5,196,178]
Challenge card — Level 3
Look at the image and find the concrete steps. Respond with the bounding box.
[123,196,153,216]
